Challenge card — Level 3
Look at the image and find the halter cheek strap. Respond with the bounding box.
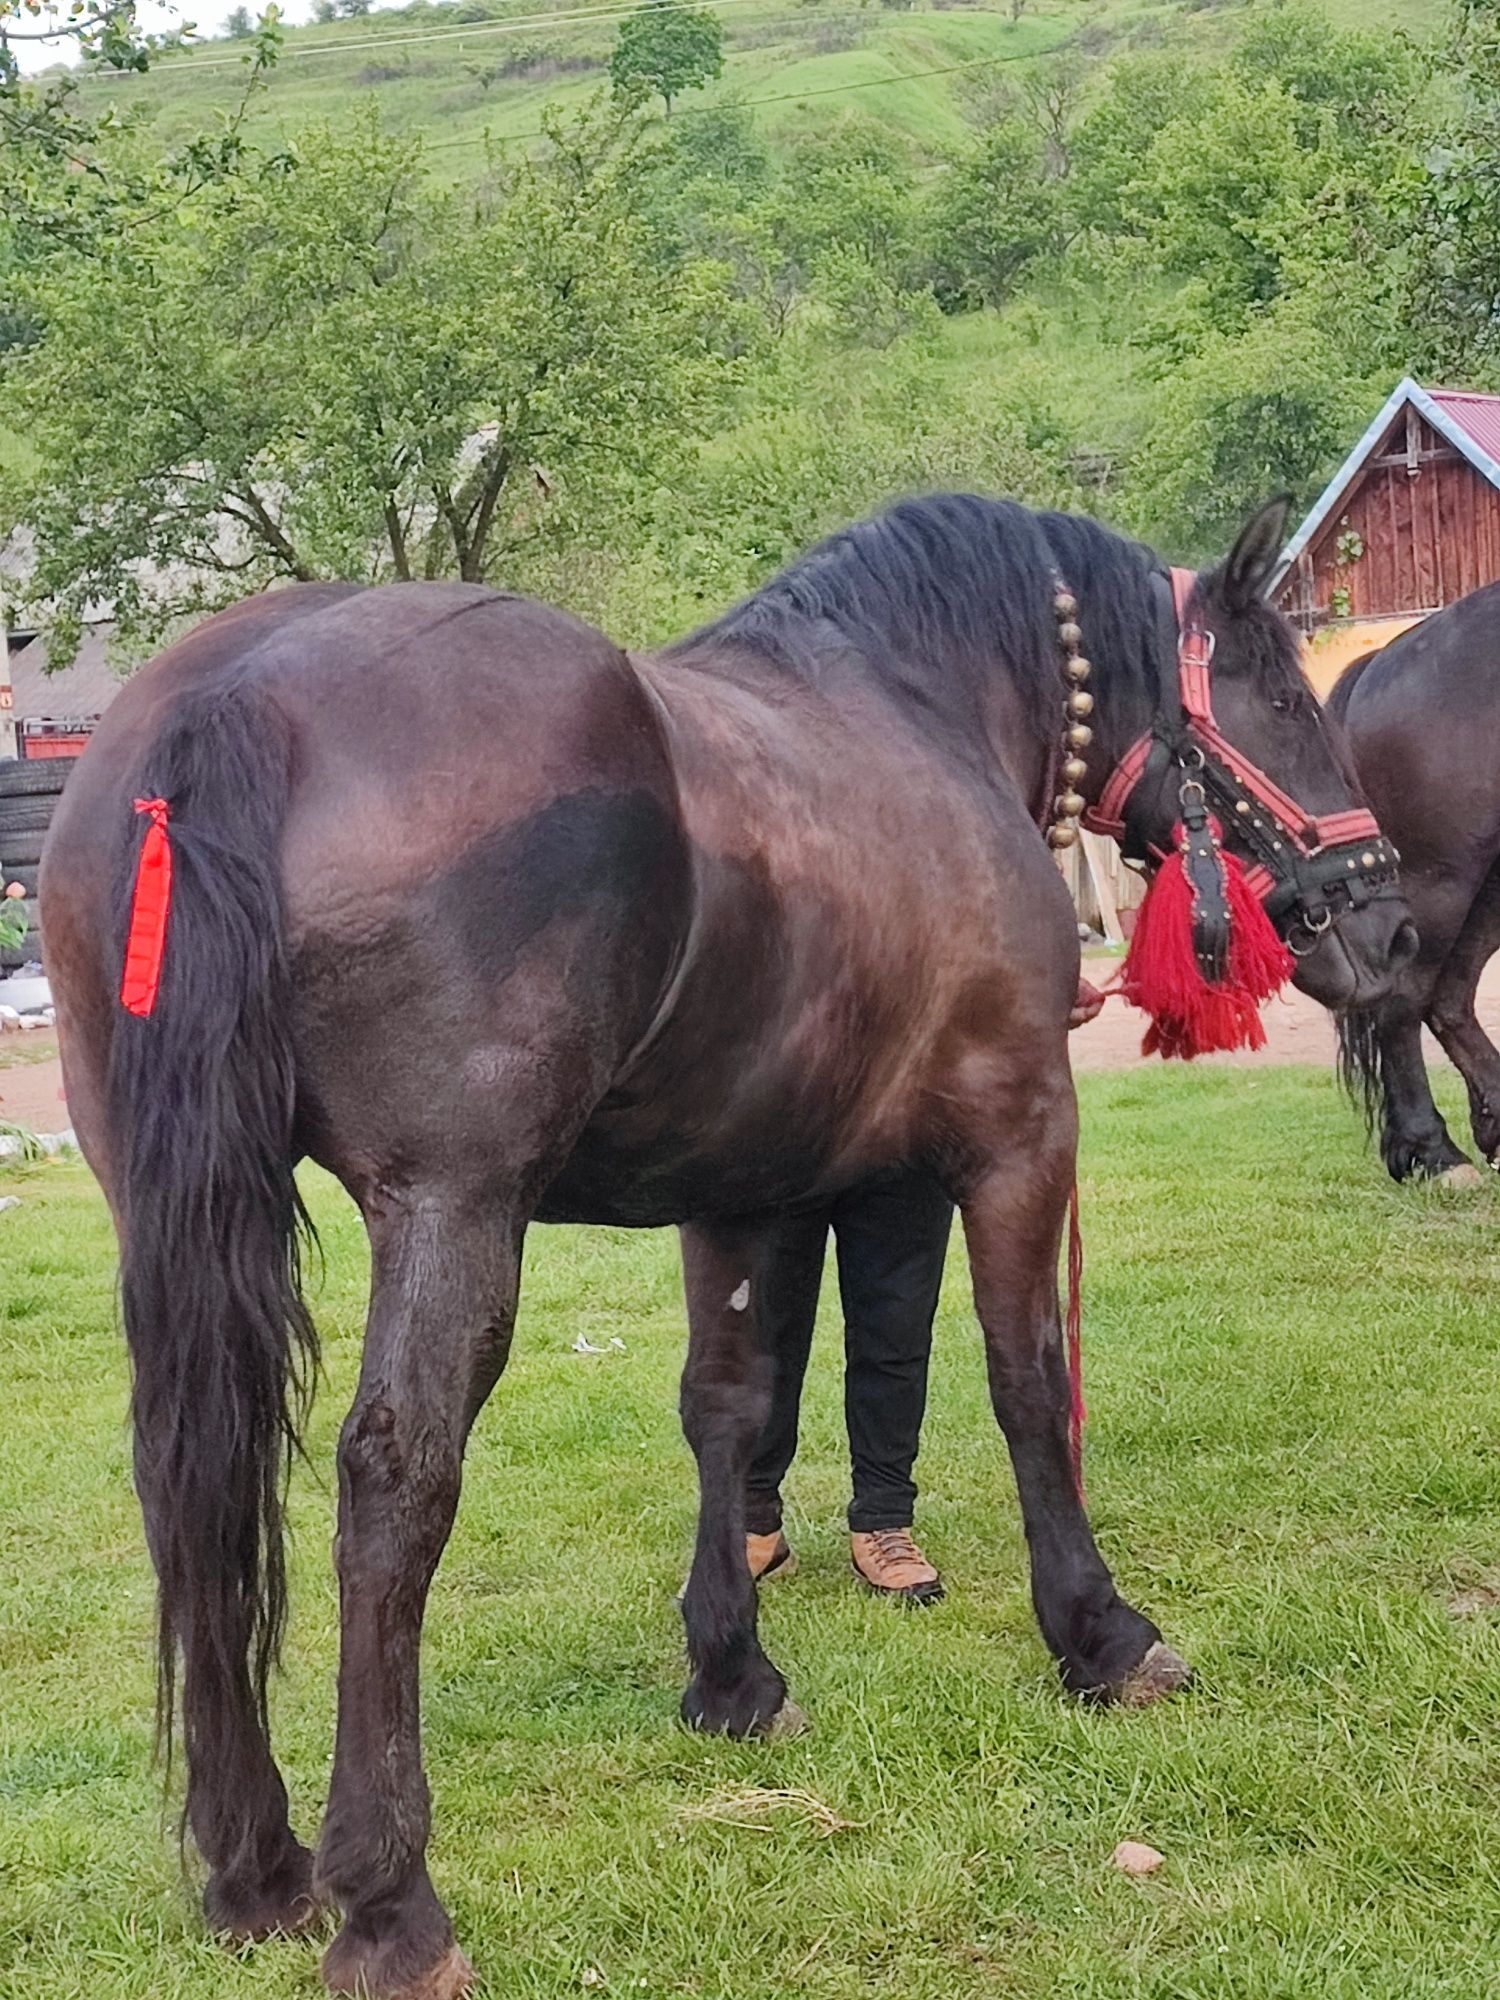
[1083,566,1398,941]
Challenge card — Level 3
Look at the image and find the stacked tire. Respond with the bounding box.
[0,757,72,972]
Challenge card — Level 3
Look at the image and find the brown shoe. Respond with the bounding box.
[747,1530,797,1582]
[851,1528,944,1605]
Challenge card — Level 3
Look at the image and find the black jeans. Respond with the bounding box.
[745,1170,954,1537]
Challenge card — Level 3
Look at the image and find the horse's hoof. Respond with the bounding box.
[206,1843,329,1943]
[323,1940,474,2000]
[760,1698,810,1740]
[1434,1163,1485,1191]
[1114,1641,1192,1709]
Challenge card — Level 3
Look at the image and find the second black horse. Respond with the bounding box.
[1330,580,1500,1181]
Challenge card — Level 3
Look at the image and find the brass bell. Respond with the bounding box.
[1057,621,1084,650]
[1055,790,1086,820]
[1047,822,1078,850]
[1066,722,1093,749]
[1067,689,1094,718]
[1054,591,1079,619]
[1062,755,1088,784]
[1065,655,1092,683]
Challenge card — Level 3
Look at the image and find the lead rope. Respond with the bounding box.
[1066,1181,1086,1500]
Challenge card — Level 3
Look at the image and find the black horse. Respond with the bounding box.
[44,494,1410,2000]
[1331,580,1500,1181]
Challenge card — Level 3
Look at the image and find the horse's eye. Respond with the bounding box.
[1271,696,1293,716]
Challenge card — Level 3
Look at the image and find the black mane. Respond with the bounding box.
[671,493,1172,755]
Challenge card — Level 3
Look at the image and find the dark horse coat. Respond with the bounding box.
[1330,580,1500,1181]
[44,496,1409,2000]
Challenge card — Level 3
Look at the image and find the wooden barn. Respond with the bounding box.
[1272,377,1500,695]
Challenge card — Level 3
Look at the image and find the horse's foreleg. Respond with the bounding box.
[317,1192,520,2000]
[677,1220,798,1738]
[959,1081,1188,1705]
[1426,865,1500,1168]
[1371,999,1471,1182]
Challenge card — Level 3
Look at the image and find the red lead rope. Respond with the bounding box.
[120,798,173,1018]
[1066,1180,1086,1498]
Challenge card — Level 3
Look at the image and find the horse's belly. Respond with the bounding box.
[534,1095,842,1228]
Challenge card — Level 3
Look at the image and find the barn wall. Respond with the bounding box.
[1278,411,1500,631]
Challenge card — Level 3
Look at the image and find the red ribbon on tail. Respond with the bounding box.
[120,798,173,1017]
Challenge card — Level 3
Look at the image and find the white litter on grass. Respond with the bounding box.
[570,1334,626,1355]
[0,1196,22,1213]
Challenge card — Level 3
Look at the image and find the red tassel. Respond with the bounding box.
[1119,820,1292,1060]
[1066,1181,1085,1499]
[120,798,173,1018]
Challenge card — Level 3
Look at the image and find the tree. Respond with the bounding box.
[1,102,758,664]
[1129,295,1378,559]
[610,0,723,117]
[924,119,1057,311]
[1401,0,1500,384]
[225,5,253,35]
[1,1,282,256]
[767,116,921,287]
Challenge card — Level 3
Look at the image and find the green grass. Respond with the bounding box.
[66,0,1449,170]
[6,1064,1500,1996]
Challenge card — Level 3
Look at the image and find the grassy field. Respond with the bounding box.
[63,0,1451,168]
[5,1063,1500,1997]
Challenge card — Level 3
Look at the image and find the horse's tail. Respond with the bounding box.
[108,686,317,1770]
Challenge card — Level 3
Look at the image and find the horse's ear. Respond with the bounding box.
[1223,495,1292,611]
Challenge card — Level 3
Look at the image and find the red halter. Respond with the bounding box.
[1083,567,1385,915]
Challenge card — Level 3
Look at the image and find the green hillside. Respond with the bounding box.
[70,0,1446,169]
[7,0,1468,656]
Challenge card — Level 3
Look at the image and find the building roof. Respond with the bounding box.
[6,624,123,721]
[1272,377,1500,592]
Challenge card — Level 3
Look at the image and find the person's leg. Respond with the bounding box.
[833,1171,953,1601]
[741,1202,832,1544]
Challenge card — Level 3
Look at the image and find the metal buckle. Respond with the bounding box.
[1286,905,1334,957]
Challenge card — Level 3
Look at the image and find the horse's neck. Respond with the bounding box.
[979,647,1156,833]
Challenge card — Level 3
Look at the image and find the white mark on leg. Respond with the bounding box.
[728,1280,750,1312]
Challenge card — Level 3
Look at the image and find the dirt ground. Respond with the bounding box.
[0,1037,68,1134]
[7,959,1500,1135]
[1073,954,1500,1073]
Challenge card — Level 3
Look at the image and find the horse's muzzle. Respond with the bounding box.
[1290,893,1418,1011]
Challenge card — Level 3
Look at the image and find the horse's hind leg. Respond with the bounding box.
[677,1220,798,1738]
[955,1064,1187,1704]
[316,1190,521,2000]
[1426,862,1500,1168]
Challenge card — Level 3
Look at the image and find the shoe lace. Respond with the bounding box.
[869,1527,921,1569]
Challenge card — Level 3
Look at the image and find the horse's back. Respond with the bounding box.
[1334,583,1500,870]
[48,583,696,1199]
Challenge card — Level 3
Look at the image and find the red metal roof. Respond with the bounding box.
[1428,388,1500,470]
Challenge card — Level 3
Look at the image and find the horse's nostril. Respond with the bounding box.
[1390,919,1419,971]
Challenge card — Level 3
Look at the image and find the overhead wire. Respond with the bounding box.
[78,0,776,77]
